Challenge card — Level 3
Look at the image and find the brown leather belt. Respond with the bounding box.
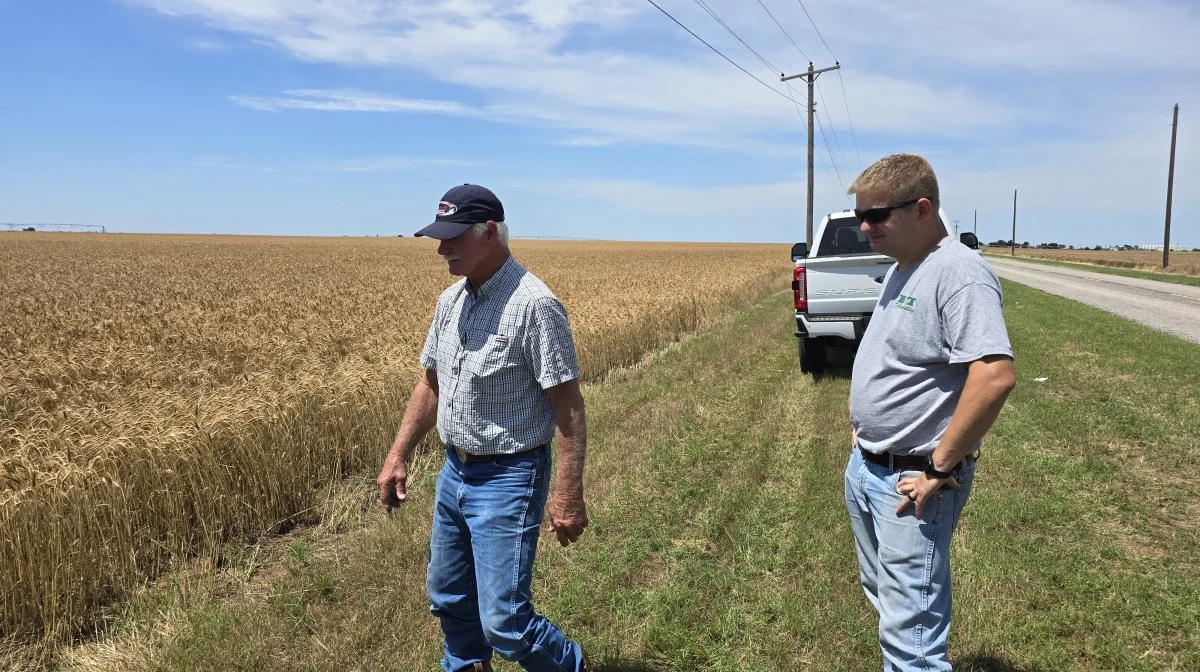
[451,444,546,464]
[859,446,928,471]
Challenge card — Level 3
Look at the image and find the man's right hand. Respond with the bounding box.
[549,493,588,547]
[377,451,410,512]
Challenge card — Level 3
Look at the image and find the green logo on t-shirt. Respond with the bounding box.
[895,294,918,312]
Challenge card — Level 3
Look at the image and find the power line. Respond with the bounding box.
[782,81,841,202]
[782,63,842,245]
[693,0,781,74]
[787,81,849,197]
[815,114,849,195]
[645,0,796,102]
[815,78,853,176]
[796,0,836,61]
[834,71,864,171]
[792,0,862,170]
[1093,115,1177,166]
[784,81,807,122]
[771,0,861,172]
[758,0,856,189]
[757,0,857,183]
[755,0,810,63]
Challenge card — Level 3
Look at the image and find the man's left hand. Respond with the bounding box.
[548,494,588,547]
[896,473,960,517]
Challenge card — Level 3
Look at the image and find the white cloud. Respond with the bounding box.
[229,89,475,115]
[125,0,1035,151]
[512,98,1200,226]
[556,137,621,148]
[194,153,474,174]
[126,0,1200,245]
[509,172,860,218]
[193,155,280,172]
[184,36,225,50]
[829,0,1200,74]
[297,156,475,173]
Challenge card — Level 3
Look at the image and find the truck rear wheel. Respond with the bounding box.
[799,337,826,374]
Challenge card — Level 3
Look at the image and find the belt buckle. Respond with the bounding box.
[453,445,470,463]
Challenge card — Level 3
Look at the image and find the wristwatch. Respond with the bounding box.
[924,459,954,480]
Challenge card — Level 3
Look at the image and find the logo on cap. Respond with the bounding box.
[437,201,458,217]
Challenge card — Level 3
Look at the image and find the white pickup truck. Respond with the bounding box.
[790,209,975,373]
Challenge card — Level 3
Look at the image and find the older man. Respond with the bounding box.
[844,155,1017,671]
[377,184,589,672]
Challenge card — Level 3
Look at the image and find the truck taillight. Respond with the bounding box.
[792,266,807,311]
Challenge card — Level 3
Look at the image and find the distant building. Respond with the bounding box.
[1138,244,1192,251]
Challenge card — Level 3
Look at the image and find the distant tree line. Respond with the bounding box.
[986,240,1079,249]
[983,240,1200,252]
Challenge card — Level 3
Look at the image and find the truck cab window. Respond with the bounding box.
[820,219,872,256]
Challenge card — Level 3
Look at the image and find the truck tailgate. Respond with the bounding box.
[801,255,894,315]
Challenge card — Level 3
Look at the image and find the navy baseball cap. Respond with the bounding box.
[414,184,505,239]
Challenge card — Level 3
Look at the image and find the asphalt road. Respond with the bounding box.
[986,256,1200,345]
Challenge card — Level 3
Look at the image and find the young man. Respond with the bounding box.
[844,155,1017,671]
[377,184,590,672]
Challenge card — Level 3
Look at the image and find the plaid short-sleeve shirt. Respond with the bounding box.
[419,256,580,455]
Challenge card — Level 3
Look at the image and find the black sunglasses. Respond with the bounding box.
[854,198,922,225]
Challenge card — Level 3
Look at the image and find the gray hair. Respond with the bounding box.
[473,221,509,246]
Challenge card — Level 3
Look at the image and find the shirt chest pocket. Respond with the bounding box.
[464,333,521,404]
[472,333,518,379]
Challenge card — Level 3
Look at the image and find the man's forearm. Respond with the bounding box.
[545,379,589,546]
[931,357,1016,472]
[553,408,586,498]
[546,379,587,497]
[391,372,439,460]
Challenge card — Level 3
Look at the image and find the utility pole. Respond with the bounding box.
[1163,103,1179,268]
[1011,190,1017,256]
[953,220,960,238]
[782,62,841,248]
[973,209,977,235]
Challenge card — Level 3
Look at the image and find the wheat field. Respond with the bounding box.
[0,232,787,642]
[992,248,1200,276]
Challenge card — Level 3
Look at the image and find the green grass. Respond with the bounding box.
[983,251,1200,287]
[19,283,1200,671]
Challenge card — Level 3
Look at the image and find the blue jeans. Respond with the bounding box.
[427,445,586,672]
[844,447,976,672]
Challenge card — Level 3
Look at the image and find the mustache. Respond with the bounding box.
[440,254,461,262]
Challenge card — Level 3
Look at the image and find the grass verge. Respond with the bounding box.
[18,282,1200,671]
[983,252,1200,287]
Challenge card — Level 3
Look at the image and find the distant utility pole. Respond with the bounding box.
[953,220,960,237]
[782,62,841,248]
[1163,103,1179,268]
[1011,190,1018,256]
[973,209,977,235]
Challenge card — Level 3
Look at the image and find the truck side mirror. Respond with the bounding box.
[959,232,979,250]
[790,242,808,261]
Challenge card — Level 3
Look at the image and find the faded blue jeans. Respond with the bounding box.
[427,445,586,672]
[844,447,976,672]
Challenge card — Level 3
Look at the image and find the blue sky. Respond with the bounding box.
[1,0,1197,246]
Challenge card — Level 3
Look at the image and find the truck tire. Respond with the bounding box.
[799,337,826,374]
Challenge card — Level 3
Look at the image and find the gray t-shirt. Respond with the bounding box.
[850,238,1013,456]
